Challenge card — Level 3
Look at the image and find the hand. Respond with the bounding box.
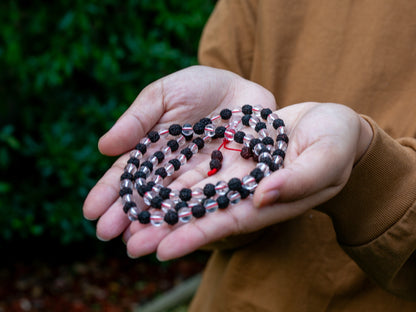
[83,65,373,261]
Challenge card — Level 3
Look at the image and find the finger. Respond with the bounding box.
[82,153,130,220]
[96,199,131,241]
[253,141,351,207]
[126,225,173,258]
[99,81,165,156]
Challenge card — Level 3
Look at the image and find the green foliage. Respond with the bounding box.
[0,0,214,244]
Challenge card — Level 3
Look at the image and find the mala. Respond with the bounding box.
[118,105,289,227]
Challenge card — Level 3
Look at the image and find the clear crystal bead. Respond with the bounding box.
[276,140,288,152]
[150,174,163,184]
[204,198,218,213]
[122,194,133,205]
[210,114,221,125]
[152,183,163,193]
[182,123,193,136]
[163,162,175,176]
[138,165,150,178]
[252,105,262,117]
[176,135,186,146]
[215,181,229,196]
[148,155,158,166]
[243,134,254,146]
[161,199,174,213]
[277,126,286,135]
[254,143,265,156]
[189,143,199,154]
[178,207,192,223]
[158,128,169,138]
[150,210,164,227]
[134,177,146,188]
[227,191,241,204]
[267,112,279,125]
[143,191,156,206]
[120,179,133,189]
[204,124,215,137]
[272,155,284,167]
[258,128,269,139]
[128,207,139,221]
[242,175,257,191]
[124,163,137,175]
[130,149,143,159]
[202,135,212,143]
[140,137,152,147]
[177,153,187,166]
[249,116,260,129]
[224,128,236,142]
[162,146,172,157]
[169,190,180,203]
[256,163,270,176]
[192,187,204,201]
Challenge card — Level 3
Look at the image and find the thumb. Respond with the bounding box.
[253,144,351,208]
[98,81,165,156]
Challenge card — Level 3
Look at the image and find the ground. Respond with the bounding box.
[0,239,208,312]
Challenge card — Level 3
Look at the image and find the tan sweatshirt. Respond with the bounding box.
[190,0,416,311]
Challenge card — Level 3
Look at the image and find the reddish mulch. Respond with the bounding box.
[0,240,208,312]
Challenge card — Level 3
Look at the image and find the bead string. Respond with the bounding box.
[119,105,289,227]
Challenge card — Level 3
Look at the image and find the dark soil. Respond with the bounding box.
[0,239,208,312]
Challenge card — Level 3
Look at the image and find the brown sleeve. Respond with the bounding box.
[198,0,257,78]
[319,116,416,299]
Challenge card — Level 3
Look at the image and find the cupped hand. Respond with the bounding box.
[83,66,373,261]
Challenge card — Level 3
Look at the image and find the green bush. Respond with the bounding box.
[0,0,214,244]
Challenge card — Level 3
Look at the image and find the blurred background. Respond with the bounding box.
[0,0,215,311]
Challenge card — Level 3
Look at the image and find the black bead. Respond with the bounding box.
[272,118,285,129]
[184,133,193,141]
[203,183,216,198]
[154,151,165,163]
[217,195,230,209]
[164,210,179,225]
[214,126,226,138]
[167,139,179,152]
[159,187,171,200]
[138,210,151,224]
[209,158,222,170]
[272,149,286,159]
[250,167,265,183]
[127,157,140,167]
[133,171,147,180]
[175,201,188,212]
[242,114,251,126]
[242,104,253,115]
[228,177,242,191]
[270,162,279,172]
[123,201,136,213]
[255,122,267,132]
[180,147,193,160]
[155,167,167,179]
[249,138,262,150]
[211,150,223,161]
[169,158,181,171]
[276,133,289,144]
[239,187,251,199]
[259,154,272,166]
[220,108,232,120]
[192,137,205,150]
[191,204,206,218]
[234,131,245,144]
[135,143,147,154]
[147,130,160,143]
[193,122,205,135]
[262,136,274,146]
[199,117,212,126]
[136,184,152,197]
[141,161,153,172]
[119,187,132,197]
[120,172,134,181]
[150,196,163,209]
[147,181,156,189]
[240,146,252,159]
[169,124,182,136]
[179,188,192,201]
[260,108,273,120]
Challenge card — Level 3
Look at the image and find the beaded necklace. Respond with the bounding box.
[119,105,288,227]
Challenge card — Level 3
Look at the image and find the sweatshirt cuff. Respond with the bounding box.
[318,116,416,246]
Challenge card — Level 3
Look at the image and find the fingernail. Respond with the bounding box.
[96,234,110,242]
[258,190,280,208]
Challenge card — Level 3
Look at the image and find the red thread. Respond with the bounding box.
[208,168,218,176]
